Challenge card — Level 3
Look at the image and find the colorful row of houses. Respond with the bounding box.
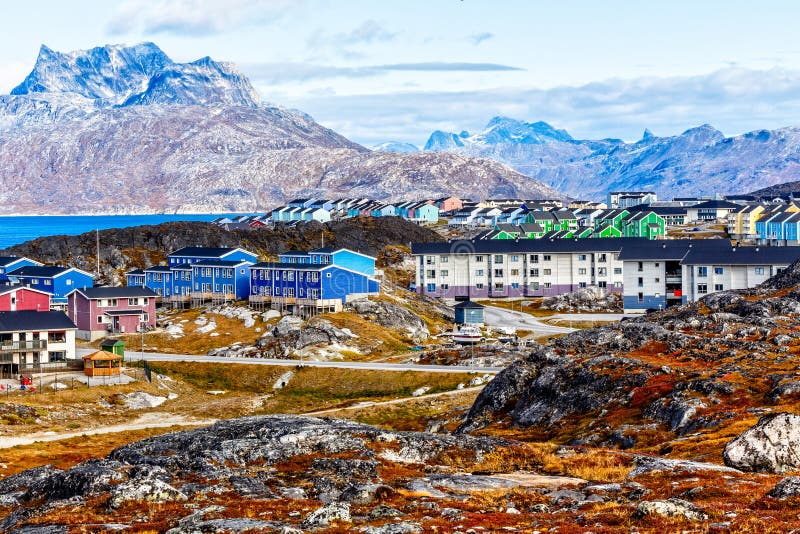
[127,246,380,314]
[411,237,800,313]
[729,202,800,244]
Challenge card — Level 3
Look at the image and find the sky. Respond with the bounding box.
[2,0,800,146]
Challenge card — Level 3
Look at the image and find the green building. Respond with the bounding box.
[623,211,665,239]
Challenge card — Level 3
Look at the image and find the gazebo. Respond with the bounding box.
[82,350,122,377]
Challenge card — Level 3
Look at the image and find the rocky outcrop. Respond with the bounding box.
[539,287,622,312]
[768,476,800,499]
[723,413,800,473]
[349,299,429,342]
[636,498,708,521]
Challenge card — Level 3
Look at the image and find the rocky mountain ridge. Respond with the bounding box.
[0,43,561,214]
[423,116,800,200]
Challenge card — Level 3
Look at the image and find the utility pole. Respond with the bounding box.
[96,229,100,278]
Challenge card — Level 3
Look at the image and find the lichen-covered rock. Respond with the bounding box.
[108,478,187,509]
[301,502,351,529]
[636,498,708,521]
[723,413,800,472]
[540,287,622,312]
[768,476,800,499]
[349,299,429,342]
[22,459,126,503]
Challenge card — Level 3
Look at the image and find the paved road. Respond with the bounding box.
[304,386,486,416]
[78,349,502,374]
[483,307,630,337]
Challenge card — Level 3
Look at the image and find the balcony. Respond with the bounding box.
[0,340,46,352]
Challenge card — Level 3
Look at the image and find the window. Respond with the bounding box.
[531,282,539,290]
[510,269,519,276]
[598,267,607,276]
[543,269,551,275]
[97,315,104,324]
[494,255,504,264]
[579,282,587,288]
[440,283,449,290]
[543,282,552,289]
[578,254,587,261]
[476,283,484,289]
[141,313,149,322]
[511,282,519,289]
[638,277,643,287]
[598,281,607,288]
[614,281,623,288]
[426,256,436,265]
[714,267,724,275]
[530,268,539,277]
[440,256,449,263]
[530,254,539,263]
[426,270,436,278]
[493,282,504,290]
[697,283,708,294]
[511,255,519,262]
[475,256,484,262]
[614,268,622,275]
[698,266,708,277]
[299,288,304,297]
[287,271,295,281]
[287,288,294,297]
[598,254,607,263]
[128,298,138,306]
[755,267,765,275]
[441,270,449,277]
[578,268,587,275]
[475,269,484,276]
[638,292,644,303]
[715,284,724,291]
[543,255,552,261]
[655,278,660,283]
[637,261,643,272]
[494,269,504,277]
[426,283,436,292]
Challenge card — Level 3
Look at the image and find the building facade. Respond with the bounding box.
[68,287,158,341]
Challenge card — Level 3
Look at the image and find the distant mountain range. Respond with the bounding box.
[418,117,800,200]
[0,43,560,215]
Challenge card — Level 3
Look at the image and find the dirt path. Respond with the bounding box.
[0,413,216,450]
[303,386,485,416]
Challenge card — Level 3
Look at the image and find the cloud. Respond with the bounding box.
[469,32,494,45]
[306,20,397,58]
[242,61,522,84]
[107,0,294,36]
[272,67,800,147]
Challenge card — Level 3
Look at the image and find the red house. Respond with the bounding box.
[67,287,158,341]
[0,286,51,312]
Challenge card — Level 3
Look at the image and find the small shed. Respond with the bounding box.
[100,338,125,357]
[83,351,122,377]
[454,301,485,326]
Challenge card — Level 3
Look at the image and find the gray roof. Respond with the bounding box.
[454,300,485,309]
[170,247,242,257]
[682,246,800,266]
[75,287,158,299]
[692,200,742,210]
[412,237,647,255]
[0,311,76,332]
[192,260,252,267]
[9,265,72,278]
[617,239,730,261]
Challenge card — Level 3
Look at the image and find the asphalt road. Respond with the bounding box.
[483,306,629,337]
[77,348,502,374]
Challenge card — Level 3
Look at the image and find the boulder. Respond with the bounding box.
[768,476,800,499]
[723,413,800,472]
[349,299,429,342]
[301,502,351,529]
[540,287,622,312]
[108,478,186,509]
[636,498,708,521]
[273,316,304,337]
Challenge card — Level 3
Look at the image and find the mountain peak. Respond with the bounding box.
[9,42,258,108]
[641,128,654,140]
[475,117,573,145]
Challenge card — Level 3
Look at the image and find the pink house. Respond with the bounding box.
[67,287,157,341]
[434,196,463,213]
[0,286,51,312]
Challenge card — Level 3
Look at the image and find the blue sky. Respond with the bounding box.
[2,0,800,146]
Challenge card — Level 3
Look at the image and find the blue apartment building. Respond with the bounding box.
[8,266,95,308]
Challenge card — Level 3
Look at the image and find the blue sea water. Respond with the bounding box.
[0,214,243,250]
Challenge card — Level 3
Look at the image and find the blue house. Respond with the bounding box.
[249,247,379,313]
[191,260,253,301]
[8,266,94,308]
[167,247,258,267]
[126,269,145,287]
[143,266,173,297]
[170,265,193,303]
[0,256,43,282]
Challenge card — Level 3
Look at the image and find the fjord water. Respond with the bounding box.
[0,214,241,249]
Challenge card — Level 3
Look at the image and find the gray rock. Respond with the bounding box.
[636,498,708,521]
[22,459,126,503]
[339,483,393,504]
[279,486,307,500]
[273,315,304,336]
[360,523,423,534]
[548,489,585,505]
[629,455,740,478]
[768,476,800,499]
[367,505,405,520]
[301,502,351,530]
[108,478,187,509]
[167,518,283,534]
[724,413,800,472]
[349,299,429,342]
[540,287,622,312]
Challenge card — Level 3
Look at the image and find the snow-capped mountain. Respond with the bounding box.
[0,43,560,214]
[423,117,800,199]
[370,141,420,153]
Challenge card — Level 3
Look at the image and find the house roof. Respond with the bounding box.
[691,200,742,210]
[82,350,121,361]
[169,247,245,257]
[100,338,124,347]
[454,300,485,310]
[126,269,145,275]
[682,246,800,266]
[627,205,686,215]
[72,286,158,299]
[0,285,52,298]
[192,260,252,267]
[617,239,730,261]
[412,237,648,255]
[0,256,40,268]
[9,265,93,279]
[144,266,172,273]
[252,262,328,270]
[0,311,76,332]
[104,309,148,316]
